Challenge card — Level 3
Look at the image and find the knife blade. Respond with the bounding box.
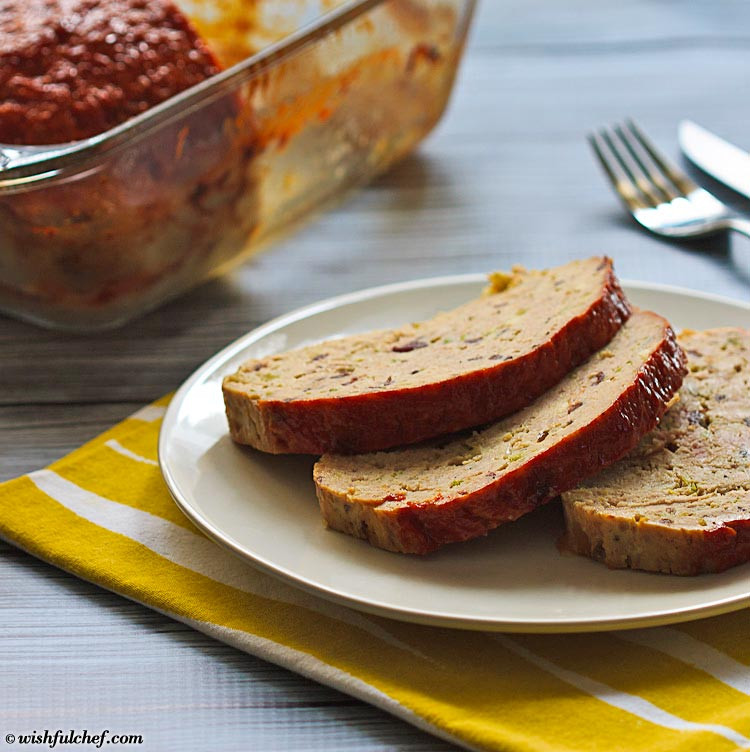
[678,120,750,200]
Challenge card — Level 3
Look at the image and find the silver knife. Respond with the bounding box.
[678,120,750,199]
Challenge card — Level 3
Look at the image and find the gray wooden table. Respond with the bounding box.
[2,2,749,750]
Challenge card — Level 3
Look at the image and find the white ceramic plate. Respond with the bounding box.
[159,276,750,633]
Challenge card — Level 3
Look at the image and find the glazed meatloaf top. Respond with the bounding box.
[562,328,750,575]
[223,257,631,454]
[0,0,222,144]
[314,309,686,554]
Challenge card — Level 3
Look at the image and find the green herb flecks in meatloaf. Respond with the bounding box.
[563,328,750,575]
[314,309,687,554]
[223,257,632,454]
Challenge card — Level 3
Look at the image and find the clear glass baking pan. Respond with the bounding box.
[0,0,476,330]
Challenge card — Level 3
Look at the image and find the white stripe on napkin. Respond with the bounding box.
[174,615,480,752]
[494,635,750,749]
[130,405,167,423]
[616,628,750,696]
[28,469,441,667]
[105,439,159,467]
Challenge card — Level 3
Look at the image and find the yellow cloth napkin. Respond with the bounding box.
[1,396,749,752]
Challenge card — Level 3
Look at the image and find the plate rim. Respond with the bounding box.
[159,275,750,633]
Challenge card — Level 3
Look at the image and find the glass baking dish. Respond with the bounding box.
[0,0,476,331]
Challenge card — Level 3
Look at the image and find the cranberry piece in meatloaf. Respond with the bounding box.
[223,257,632,455]
[562,328,750,575]
[0,0,221,145]
[314,310,687,554]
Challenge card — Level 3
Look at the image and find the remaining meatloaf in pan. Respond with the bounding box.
[223,257,631,455]
[0,0,222,145]
[562,328,750,575]
[314,310,687,554]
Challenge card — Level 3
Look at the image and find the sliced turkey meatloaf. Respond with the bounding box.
[223,257,631,455]
[562,328,750,575]
[314,310,686,554]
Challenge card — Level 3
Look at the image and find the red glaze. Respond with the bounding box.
[573,515,750,576]
[372,319,687,554]
[701,518,750,574]
[0,0,221,144]
[224,261,632,454]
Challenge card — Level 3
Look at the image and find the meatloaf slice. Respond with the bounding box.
[562,328,750,575]
[223,257,631,455]
[314,309,686,554]
[0,0,222,145]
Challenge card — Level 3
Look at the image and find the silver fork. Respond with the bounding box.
[589,119,750,241]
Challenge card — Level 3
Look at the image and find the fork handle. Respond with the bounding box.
[728,217,750,239]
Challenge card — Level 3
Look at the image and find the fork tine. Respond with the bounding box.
[615,123,679,202]
[588,130,647,212]
[624,119,699,196]
[600,126,666,208]
[602,125,669,207]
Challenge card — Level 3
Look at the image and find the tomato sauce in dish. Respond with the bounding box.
[0,0,222,144]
